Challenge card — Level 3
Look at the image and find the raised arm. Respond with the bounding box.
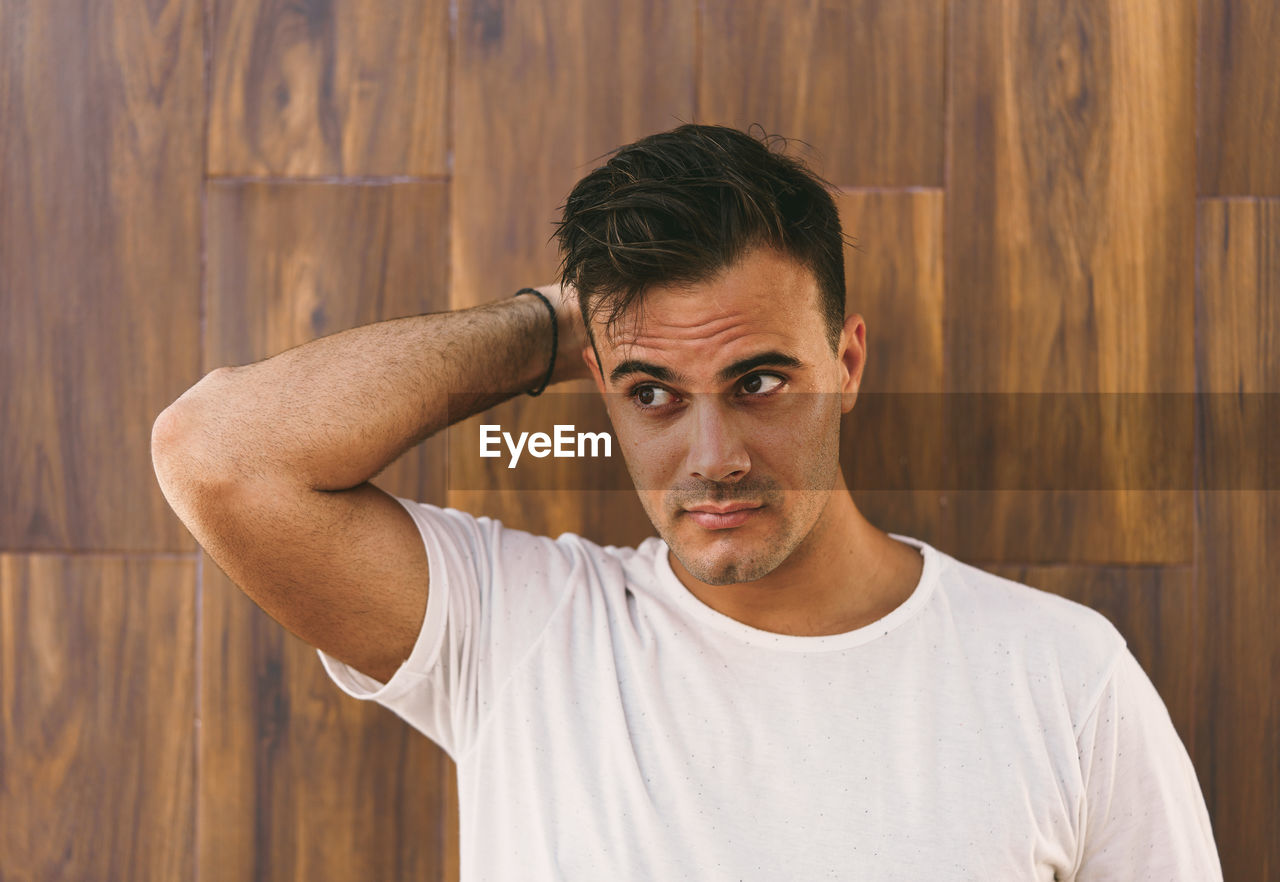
[150,284,589,684]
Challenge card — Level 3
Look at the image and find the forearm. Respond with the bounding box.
[154,293,584,493]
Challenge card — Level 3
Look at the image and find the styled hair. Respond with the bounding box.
[551,123,851,353]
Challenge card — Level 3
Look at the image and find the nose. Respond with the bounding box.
[684,395,750,483]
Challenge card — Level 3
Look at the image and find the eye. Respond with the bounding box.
[629,384,677,409]
[626,373,785,411]
[740,372,785,396]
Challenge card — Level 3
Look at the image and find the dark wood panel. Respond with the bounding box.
[205,180,449,372]
[1197,0,1280,196]
[700,0,945,187]
[0,554,196,880]
[450,0,696,545]
[204,179,451,500]
[945,0,1195,563]
[1193,198,1279,878]
[835,189,947,542]
[0,0,203,553]
[201,181,453,879]
[839,190,945,395]
[208,0,450,177]
[200,563,450,882]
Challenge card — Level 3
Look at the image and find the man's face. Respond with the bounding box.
[584,244,864,586]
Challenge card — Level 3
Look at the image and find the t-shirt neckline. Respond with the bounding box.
[650,532,941,652]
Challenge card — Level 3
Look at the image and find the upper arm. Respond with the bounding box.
[1073,649,1223,880]
[157,414,589,755]
[179,472,430,686]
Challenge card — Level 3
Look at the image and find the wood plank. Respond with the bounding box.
[700,0,945,187]
[835,189,947,541]
[839,190,945,394]
[1197,0,1280,196]
[200,563,450,881]
[945,0,1195,563]
[0,555,195,880]
[1193,198,1279,878]
[201,180,453,879]
[0,0,203,552]
[450,0,695,545]
[205,180,451,378]
[208,0,449,176]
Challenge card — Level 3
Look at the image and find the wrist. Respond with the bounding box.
[511,288,559,395]
[551,309,591,384]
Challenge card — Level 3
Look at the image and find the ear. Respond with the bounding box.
[838,313,866,414]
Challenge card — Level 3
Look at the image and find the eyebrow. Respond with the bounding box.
[608,350,805,387]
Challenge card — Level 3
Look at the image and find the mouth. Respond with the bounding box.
[682,503,763,530]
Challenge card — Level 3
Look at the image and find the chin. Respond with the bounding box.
[676,540,778,586]
[695,566,752,587]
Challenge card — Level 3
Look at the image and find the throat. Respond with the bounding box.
[714,537,924,638]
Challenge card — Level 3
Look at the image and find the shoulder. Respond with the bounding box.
[927,546,1128,718]
[942,552,1125,653]
[405,497,647,579]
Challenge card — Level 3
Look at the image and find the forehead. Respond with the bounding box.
[594,246,824,376]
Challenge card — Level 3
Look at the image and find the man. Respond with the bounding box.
[152,124,1222,880]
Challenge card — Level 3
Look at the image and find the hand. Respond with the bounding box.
[532,280,593,384]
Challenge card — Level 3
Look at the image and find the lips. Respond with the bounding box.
[683,503,762,530]
[684,502,761,515]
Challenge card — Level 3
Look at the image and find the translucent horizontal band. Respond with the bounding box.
[437,392,1277,492]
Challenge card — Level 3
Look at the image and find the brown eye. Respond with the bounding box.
[631,385,674,408]
[741,373,784,395]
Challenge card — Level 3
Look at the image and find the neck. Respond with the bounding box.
[668,470,921,636]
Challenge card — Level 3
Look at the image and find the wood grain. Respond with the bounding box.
[944,0,1195,563]
[205,181,450,378]
[449,0,696,545]
[835,189,948,542]
[1193,198,1279,879]
[0,0,204,553]
[201,180,454,880]
[208,0,449,176]
[700,0,945,187]
[1197,0,1280,196]
[199,564,450,882]
[0,555,196,881]
[3,0,1275,875]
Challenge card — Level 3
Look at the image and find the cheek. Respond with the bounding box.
[760,396,835,446]
[758,405,842,485]
[611,422,684,492]
[614,412,679,460]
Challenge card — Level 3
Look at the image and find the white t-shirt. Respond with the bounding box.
[317,495,1222,881]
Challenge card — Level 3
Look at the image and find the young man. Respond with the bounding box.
[152,124,1222,879]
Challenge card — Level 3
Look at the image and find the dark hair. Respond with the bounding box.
[551,123,851,354]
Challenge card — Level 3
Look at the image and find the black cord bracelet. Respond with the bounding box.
[513,287,557,397]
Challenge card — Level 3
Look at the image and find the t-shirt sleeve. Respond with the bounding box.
[315,493,581,760]
[1072,646,1223,881]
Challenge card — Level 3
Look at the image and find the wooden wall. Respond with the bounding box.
[1,0,1275,878]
